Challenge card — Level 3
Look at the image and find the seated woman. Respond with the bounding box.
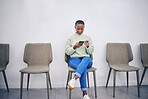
[65,20,94,99]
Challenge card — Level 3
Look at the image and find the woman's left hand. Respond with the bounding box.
[84,41,89,48]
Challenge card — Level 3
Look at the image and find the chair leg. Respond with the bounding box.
[126,72,129,88]
[106,68,112,88]
[27,73,30,90]
[113,70,116,97]
[136,70,140,97]
[66,71,70,89]
[2,70,9,92]
[20,73,24,99]
[48,72,52,90]
[93,71,97,98]
[46,73,49,99]
[69,72,72,99]
[87,72,89,88]
[140,67,147,86]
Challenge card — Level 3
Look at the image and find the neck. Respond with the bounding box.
[76,32,83,35]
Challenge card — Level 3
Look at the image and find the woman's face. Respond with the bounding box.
[75,24,84,35]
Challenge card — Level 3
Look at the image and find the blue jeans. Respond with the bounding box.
[69,57,93,91]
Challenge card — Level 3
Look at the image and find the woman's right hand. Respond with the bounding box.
[73,42,83,49]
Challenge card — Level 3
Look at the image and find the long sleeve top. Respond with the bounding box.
[65,33,94,58]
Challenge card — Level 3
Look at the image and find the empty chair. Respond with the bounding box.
[65,54,97,99]
[19,43,52,99]
[140,44,148,86]
[105,43,140,97]
[0,44,9,92]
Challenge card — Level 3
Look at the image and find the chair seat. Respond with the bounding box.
[19,65,49,74]
[143,65,148,68]
[88,67,97,72]
[68,66,97,72]
[0,66,6,71]
[110,64,140,72]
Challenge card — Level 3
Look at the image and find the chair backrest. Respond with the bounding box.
[65,54,70,66]
[0,44,9,68]
[140,44,148,67]
[106,43,133,65]
[24,43,53,66]
[65,54,93,66]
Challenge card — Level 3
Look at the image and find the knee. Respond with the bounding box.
[83,57,92,62]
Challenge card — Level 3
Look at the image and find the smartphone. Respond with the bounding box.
[79,41,84,44]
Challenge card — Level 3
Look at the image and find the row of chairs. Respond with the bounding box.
[0,43,148,99]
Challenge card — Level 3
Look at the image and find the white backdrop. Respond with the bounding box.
[0,0,148,88]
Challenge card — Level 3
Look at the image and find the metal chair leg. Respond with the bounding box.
[113,70,116,97]
[66,71,70,89]
[106,68,112,88]
[69,72,72,99]
[46,73,49,99]
[48,72,52,90]
[2,70,9,92]
[127,72,129,88]
[87,72,89,88]
[136,70,140,97]
[27,73,30,90]
[93,71,97,98]
[140,67,147,86]
[20,73,24,99]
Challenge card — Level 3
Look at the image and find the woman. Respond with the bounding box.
[65,20,94,99]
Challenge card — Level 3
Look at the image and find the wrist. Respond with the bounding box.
[84,44,89,48]
[73,46,76,49]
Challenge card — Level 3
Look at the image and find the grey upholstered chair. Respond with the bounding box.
[105,43,140,97]
[0,44,9,92]
[19,43,52,99]
[140,44,148,86]
[65,54,97,99]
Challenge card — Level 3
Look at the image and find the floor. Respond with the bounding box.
[0,86,148,99]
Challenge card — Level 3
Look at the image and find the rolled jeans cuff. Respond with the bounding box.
[81,88,87,91]
[75,72,81,78]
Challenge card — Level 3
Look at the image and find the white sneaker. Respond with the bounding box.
[68,78,75,90]
[83,95,90,99]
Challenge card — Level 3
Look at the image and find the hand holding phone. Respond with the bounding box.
[84,41,89,48]
[73,42,82,49]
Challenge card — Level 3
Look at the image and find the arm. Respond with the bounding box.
[65,38,75,55]
[84,37,94,54]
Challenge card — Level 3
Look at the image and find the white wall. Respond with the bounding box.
[0,0,148,88]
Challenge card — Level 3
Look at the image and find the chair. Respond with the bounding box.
[65,54,97,99]
[19,43,52,99]
[0,44,9,92]
[140,44,148,86]
[105,43,140,97]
